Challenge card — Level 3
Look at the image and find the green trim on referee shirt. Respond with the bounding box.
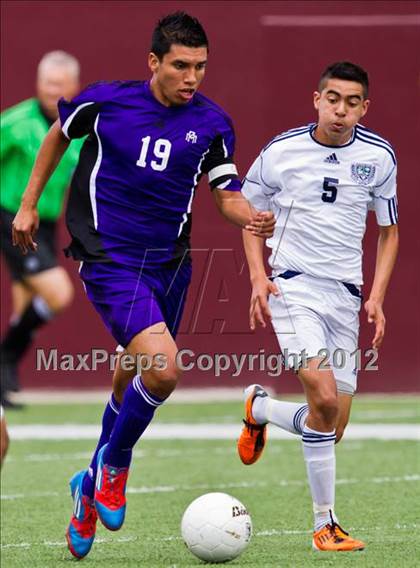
[1,98,83,221]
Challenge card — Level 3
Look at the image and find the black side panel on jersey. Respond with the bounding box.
[201,134,238,189]
[163,213,193,269]
[64,137,109,262]
[66,102,102,139]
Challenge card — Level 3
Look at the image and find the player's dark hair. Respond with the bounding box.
[151,11,209,59]
[319,61,369,98]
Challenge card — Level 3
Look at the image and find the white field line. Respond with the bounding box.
[5,443,370,465]
[8,423,420,441]
[1,523,418,550]
[351,410,420,420]
[2,474,419,501]
[261,14,420,27]
[5,446,280,464]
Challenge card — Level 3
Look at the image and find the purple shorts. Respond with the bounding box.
[79,260,192,347]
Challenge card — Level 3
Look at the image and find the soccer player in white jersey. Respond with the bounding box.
[237,61,399,552]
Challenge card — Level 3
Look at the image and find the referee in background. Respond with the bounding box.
[0,51,82,408]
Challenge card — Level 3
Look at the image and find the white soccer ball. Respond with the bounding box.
[181,492,252,563]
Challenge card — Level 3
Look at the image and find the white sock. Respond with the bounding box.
[302,425,337,531]
[253,396,309,435]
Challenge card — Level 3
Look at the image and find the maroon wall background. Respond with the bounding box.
[1,1,419,392]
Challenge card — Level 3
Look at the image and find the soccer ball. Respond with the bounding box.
[181,492,252,563]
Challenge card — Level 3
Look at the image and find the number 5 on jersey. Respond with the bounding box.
[137,136,172,171]
[322,177,338,203]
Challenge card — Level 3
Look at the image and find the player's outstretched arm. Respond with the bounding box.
[213,189,275,238]
[365,224,399,349]
[242,229,278,329]
[12,120,70,254]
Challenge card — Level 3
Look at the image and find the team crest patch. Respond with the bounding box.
[351,163,376,185]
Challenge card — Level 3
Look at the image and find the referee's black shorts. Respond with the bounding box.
[0,207,58,282]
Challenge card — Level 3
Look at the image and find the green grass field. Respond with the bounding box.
[1,395,419,567]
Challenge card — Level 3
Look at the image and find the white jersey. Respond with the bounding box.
[242,123,398,285]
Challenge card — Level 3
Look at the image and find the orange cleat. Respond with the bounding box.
[237,384,268,465]
[312,519,365,552]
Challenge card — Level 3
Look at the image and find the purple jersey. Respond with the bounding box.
[58,81,241,268]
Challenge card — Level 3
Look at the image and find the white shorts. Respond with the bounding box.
[269,273,361,395]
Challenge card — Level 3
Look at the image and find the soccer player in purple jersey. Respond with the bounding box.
[12,12,275,559]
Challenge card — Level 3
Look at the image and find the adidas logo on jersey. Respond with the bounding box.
[324,153,340,164]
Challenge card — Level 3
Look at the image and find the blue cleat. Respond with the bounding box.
[94,444,129,531]
[66,470,98,559]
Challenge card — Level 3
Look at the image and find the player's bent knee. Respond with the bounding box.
[159,364,182,386]
[50,281,74,312]
[314,392,339,422]
[148,362,182,396]
[27,268,74,313]
[37,285,74,314]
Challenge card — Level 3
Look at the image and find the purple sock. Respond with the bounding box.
[103,375,163,469]
[82,393,121,498]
